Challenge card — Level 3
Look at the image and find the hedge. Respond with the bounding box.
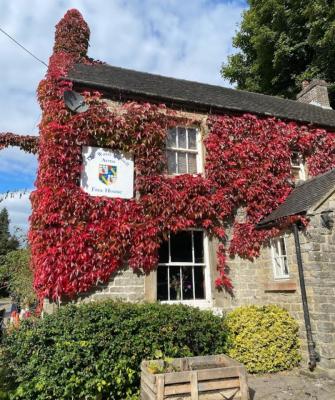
[225,305,301,373]
[0,301,227,399]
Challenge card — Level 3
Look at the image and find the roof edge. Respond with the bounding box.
[65,75,335,129]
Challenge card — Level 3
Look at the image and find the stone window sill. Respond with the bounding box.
[264,280,297,292]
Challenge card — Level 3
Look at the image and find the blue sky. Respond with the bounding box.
[0,0,247,232]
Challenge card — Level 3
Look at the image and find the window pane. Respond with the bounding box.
[158,239,169,263]
[283,257,289,276]
[170,231,192,262]
[279,238,286,256]
[182,266,193,300]
[194,266,205,299]
[273,240,280,257]
[167,128,177,148]
[167,150,177,174]
[178,128,187,148]
[194,231,204,263]
[274,258,282,278]
[188,153,197,174]
[157,266,168,300]
[291,152,301,167]
[188,129,197,149]
[177,152,187,174]
[169,266,181,300]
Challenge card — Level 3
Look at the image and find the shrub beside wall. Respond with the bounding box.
[1,301,227,400]
[225,305,301,373]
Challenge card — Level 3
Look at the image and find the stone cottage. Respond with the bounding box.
[3,11,332,377]
[59,60,335,376]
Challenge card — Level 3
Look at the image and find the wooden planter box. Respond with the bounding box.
[141,354,249,400]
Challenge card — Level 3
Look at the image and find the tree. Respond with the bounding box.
[0,208,19,257]
[0,249,36,307]
[221,0,335,99]
[0,208,19,296]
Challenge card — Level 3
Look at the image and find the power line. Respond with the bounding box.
[0,26,48,67]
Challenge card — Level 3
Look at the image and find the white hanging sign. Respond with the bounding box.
[80,146,134,199]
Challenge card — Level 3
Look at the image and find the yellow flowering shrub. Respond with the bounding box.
[226,305,301,373]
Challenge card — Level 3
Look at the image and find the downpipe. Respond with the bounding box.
[292,222,319,370]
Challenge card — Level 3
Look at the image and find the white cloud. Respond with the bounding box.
[0,0,245,236]
[0,191,31,236]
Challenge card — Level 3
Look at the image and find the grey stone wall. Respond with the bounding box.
[300,193,335,377]
[44,268,145,313]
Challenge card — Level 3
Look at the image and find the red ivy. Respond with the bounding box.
[0,133,39,154]
[2,10,335,300]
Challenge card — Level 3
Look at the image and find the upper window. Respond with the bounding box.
[291,152,306,181]
[157,230,207,302]
[271,237,289,279]
[166,127,202,175]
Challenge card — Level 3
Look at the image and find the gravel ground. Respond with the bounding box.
[248,370,335,400]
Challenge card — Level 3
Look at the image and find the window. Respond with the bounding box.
[157,231,209,302]
[271,237,289,279]
[291,152,306,181]
[166,127,202,175]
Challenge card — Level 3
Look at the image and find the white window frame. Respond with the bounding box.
[271,236,290,280]
[291,152,306,181]
[166,127,203,175]
[157,229,212,308]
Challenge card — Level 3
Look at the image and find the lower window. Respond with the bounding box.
[157,231,207,301]
[271,236,289,279]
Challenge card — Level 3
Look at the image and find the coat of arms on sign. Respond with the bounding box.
[99,164,117,185]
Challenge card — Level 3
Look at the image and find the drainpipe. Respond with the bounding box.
[292,222,319,370]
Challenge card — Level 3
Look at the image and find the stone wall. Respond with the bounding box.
[44,267,145,313]
[300,192,335,377]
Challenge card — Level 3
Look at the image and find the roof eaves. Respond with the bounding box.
[65,76,257,113]
[65,76,335,128]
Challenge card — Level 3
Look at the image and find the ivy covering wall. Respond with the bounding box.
[0,9,334,301]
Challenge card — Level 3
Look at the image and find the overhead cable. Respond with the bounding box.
[0,26,48,67]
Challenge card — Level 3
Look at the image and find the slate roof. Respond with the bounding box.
[258,169,335,226]
[67,63,335,128]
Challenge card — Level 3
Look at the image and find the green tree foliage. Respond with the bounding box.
[0,208,19,297]
[0,249,36,307]
[221,0,335,99]
[0,208,19,257]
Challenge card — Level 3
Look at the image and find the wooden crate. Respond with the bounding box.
[141,354,249,400]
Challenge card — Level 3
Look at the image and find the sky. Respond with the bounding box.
[0,0,246,234]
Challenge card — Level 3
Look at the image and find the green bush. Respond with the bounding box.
[1,301,227,399]
[0,367,13,400]
[0,348,15,400]
[225,305,301,373]
[0,249,36,308]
